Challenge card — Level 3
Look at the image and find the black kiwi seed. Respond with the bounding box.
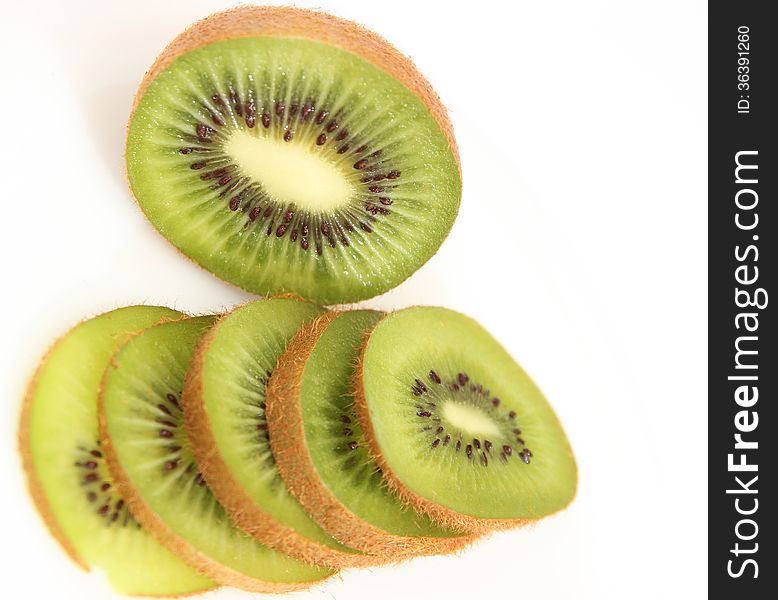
[405,369,538,468]
[76,445,137,528]
[176,95,402,257]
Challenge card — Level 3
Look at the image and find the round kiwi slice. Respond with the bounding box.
[183,298,383,567]
[99,315,333,592]
[126,6,461,304]
[18,306,216,596]
[267,310,478,557]
[354,307,578,533]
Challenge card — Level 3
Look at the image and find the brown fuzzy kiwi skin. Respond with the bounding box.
[128,5,460,174]
[353,312,535,535]
[267,311,480,557]
[96,320,324,594]
[18,309,219,597]
[181,303,387,569]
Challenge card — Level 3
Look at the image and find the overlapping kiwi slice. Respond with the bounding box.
[267,310,477,557]
[126,6,461,304]
[355,307,578,533]
[182,298,383,567]
[18,306,216,596]
[98,315,333,592]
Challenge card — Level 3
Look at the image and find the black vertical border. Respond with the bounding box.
[710,3,775,597]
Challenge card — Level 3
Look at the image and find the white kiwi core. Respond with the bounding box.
[441,401,502,438]
[225,130,355,212]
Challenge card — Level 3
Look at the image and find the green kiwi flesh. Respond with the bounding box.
[127,37,461,304]
[184,298,372,564]
[358,307,578,522]
[279,310,468,543]
[20,306,215,596]
[99,315,333,590]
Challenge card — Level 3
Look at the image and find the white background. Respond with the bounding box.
[0,1,707,598]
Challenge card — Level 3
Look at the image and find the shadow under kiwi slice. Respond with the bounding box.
[99,315,334,593]
[19,306,216,596]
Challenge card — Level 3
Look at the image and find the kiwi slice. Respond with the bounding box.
[18,306,216,596]
[126,6,461,304]
[355,307,578,533]
[99,315,333,592]
[183,298,382,567]
[267,310,477,557]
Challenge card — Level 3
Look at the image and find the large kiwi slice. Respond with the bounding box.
[183,298,382,567]
[126,6,461,304]
[18,306,216,596]
[267,310,477,557]
[355,307,578,533]
[99,315,333,592]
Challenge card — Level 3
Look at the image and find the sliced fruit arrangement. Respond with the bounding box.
[18,306,216,596]
[98,315,334,592]
[181,298,382,568]
[266,310,478,557]
[126,6,462,304]
[20,300,576,596]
